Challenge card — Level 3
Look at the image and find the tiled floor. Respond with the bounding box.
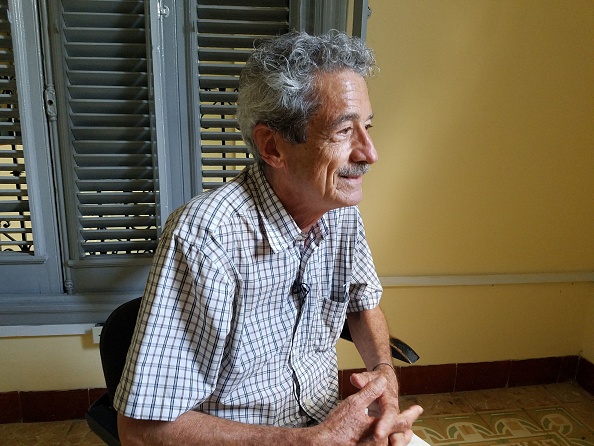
[0,382,592,445]
[402,381,594,446]
[0,419,103,446]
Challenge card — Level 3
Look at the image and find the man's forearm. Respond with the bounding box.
[118,411,316,446]
[346,307,394,372]
[118,369,414,446]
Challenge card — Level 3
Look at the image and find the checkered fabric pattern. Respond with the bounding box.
[113,163,382,426]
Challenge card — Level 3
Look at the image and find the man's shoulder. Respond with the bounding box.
[168,175,255,235]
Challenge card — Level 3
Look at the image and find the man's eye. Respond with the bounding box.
[365,124,373,131]
[338,127,352,135]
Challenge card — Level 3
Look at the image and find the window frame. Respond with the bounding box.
[0,0,63,295]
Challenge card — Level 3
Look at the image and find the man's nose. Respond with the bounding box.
[352,126,378,164]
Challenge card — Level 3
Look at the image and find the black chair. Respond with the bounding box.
[339,324,420,365]
[86,297,419,445]
[86,297,141,446]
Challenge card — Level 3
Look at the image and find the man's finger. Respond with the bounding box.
[375,404,424,439]
[351,375,387,409]
[389,429,414,446]
[400,404,424,422]
[349,371,373,391]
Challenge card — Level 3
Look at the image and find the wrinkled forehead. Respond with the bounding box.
[308,70,372,126]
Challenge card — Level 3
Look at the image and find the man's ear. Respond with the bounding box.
[252,124,285,168]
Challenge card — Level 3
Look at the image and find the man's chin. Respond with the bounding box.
[334,189,363,208]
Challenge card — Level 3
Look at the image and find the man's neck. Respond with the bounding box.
[261,164,323,232]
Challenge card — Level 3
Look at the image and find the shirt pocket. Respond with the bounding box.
[312,288,349,352]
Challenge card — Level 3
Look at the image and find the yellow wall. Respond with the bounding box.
[338,282,593,368]
[344,0,594,367]
[364,0,593,276]
[0,334,104,392]
[0,0,592,392]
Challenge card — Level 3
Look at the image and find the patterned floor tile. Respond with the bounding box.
[544,382,594,404]
[461,388,524,412]
[414,392,476,417]
[504,386,561,409]
[478,409,584,446]
[525,407,594,445]
[0,420,104,446]
[413,414,495,446]
[563,401,594,431]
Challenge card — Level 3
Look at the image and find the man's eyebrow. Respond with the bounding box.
[329,112,374,129]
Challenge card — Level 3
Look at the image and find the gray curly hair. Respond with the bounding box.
[236,30,377,162]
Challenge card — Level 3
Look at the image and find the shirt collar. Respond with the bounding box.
[247,163,329,253]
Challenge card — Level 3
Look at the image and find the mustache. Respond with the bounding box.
[337,163,371,177]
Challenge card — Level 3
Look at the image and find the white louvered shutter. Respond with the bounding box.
[193,0,290,190]
[46,0,155,293]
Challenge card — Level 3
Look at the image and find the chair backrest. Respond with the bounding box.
[100,297,142,402]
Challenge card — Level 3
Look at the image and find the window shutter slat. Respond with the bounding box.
[198,48,253,63]
[79,204,156,216]
[80,216,155,228]
[202,170,249,178]
[0,201,29,212]
[198,63,243,76]
[197,19,287,35]
[201,118,239,129]
[65,43,147,58]
[82,240,157,254]
[74,154,152,167]
[71,127,151,141]
[200,131,243,142]
[201,145,250,155]
[68,71,148,86]
[75,166,154,180]
[199,76,239,89]
[199,0,290,6]
[202,158,253,167]
[70,99,150,114]
[200,90,238,103]
[68,85,148,100]
[200,104,236,115]
[198,34,268,48]
[77,191,155,205]
[60,0,145,14]
[62,12,145,29]
[197,5,289,21]
[66,57,148,72]
[76,179,155,192]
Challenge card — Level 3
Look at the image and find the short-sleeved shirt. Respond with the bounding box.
[113,162,382,426]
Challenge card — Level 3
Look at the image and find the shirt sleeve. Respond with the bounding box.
[113,217,234,421]
[347,209,383,313]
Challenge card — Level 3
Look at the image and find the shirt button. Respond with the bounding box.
[303,397,312,407]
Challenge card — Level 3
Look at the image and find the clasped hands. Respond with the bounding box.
[312,367,423,446]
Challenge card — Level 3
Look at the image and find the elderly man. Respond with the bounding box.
[114,31,422,445]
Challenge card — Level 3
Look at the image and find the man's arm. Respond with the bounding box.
[118,410,307,446]
[118,375,417,446]
[346,307,423,444]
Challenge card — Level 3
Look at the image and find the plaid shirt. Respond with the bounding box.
[114,163,382,426]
